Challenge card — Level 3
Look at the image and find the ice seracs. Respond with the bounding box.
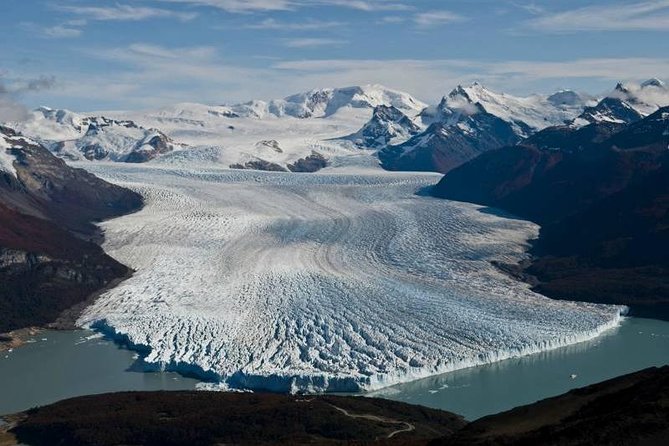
[77,162,623,394]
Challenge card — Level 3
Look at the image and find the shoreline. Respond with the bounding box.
[0,270,135,353]
[0,328,43,353]
[85,306,626,395]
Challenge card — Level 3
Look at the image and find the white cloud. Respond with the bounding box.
[377,16,405,24]
[0,76,57,122]
[313,0,410,11]
[245,18,345,30]
[527,0,669,32]
[282,38,348,48]
[158,0,408,12]
[115,43,218,61]
[20,21,84,39]
[513,2,545,15]
[60,4,197,21]
[44,24,83,38]
[158,0,294,12]
[487,58,669,81]
[413,10,464,28]
[31,40,669,110]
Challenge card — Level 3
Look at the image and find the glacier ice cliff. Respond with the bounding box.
[78,164,624,393]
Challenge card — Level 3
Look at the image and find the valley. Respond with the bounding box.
[1,78,667,419]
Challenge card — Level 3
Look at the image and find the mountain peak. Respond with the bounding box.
[614,82,629,93]
[641,78,666,89]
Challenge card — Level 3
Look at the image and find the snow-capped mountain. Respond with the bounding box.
[92,84,426,171]
[419,83,589,136]
[378,80,668,174]
[13,107,184,163]
[0,126,26,178]
[8,80,667,174]
[379,104,521,173]
[195,84,426,120]
[573,97,644,127]
[378,82,589,173]
[344,104,422,148]
[572,79,669,126]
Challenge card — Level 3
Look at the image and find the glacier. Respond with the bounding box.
[77,162,624,393]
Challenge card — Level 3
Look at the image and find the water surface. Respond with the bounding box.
[0,330,199,415]
[1,317,667,420]
[371,317,669,420]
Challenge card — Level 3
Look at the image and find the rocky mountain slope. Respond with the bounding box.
[431,107,669,319]
[440,366,669,446]
[0,125,142,333]
[378,103,522,173]
[344,104,422,148]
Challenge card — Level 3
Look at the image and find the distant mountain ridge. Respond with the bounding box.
[5,80,668,173]
[212,84,427,120]
[378,79,668,173]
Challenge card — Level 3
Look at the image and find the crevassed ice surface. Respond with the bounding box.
[78,163,622,393]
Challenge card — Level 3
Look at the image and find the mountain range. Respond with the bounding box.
[380,79,668,173]
[7,80,668,176]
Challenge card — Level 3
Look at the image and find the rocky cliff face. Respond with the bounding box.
[0,125,143,332]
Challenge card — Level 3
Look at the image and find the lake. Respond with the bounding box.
[1,317,668,419]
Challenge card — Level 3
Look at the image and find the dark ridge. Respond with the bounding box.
[0,126,143,333]
[436,366,669,446]
[9,393,465,446]
[431,108,669,319]
[6,367,669,446]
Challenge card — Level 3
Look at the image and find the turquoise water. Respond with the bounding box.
[1,317,668,419]
[0,330,199,415]
[370,317,669,420]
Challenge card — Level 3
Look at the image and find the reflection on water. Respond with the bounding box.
[370,317,669,420]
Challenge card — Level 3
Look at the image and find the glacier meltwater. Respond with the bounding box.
[78,163,623,393]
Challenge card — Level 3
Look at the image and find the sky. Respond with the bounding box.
[1,0,668,112]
